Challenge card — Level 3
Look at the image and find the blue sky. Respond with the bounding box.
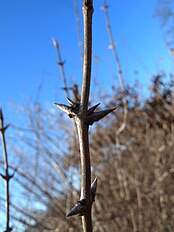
[0,0,173,118]
[0,0,174,230]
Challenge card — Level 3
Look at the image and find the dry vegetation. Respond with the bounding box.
[0,0,174,231]
[1,74,174,231]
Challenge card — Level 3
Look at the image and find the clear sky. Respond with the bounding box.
[0,0,173,121]
[0,0,174,230]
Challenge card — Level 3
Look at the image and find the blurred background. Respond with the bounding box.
[0,0,174,231]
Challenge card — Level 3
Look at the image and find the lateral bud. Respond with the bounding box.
[56,61,65,66]
[54,103,76,118]
[66,199,86,217]
[90,177,97,202]
[87,103,100,116]
[66,97,80,111]
[87,107,116,125]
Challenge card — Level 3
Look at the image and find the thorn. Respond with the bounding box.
[87,103,100,116]
[91,177,97,202]
[54,103,76,118]
[66,199,86,217]
[86,107,116,125]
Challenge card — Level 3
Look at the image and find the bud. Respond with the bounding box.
[87,103,100,116]
[67,199,86,217]
[54,103,76,118]
[87,107,116,125]
[90,177,97,202]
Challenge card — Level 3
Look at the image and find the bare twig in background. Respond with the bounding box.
[73,0,83,61]
[0,109,13,232]
[2,71,174,231]
[101,1,140,230]
[101,0,124,90]
[52,38,69,98]
[101,0,127,134]
[52,37,81,218]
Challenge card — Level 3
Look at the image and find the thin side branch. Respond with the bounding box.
[0,109,13,232]
[102,0,124,90]
[52,38,69,98]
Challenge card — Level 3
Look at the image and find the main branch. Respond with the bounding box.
[77,1,93,231]
[55,0,116,231]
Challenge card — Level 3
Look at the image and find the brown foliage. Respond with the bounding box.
[3,74,172,231]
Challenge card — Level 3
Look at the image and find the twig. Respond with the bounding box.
[101,0,127,135]
[55,1,116,231]
[73,0,83,61]
[72,1,94,230]
[101,0,124,90]
[102,1,139,230]
[0,109,13,232]
[52,38,69,98]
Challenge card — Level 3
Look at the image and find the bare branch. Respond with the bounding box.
[0,109,13,232]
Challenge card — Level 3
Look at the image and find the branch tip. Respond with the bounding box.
[52,37,58,48]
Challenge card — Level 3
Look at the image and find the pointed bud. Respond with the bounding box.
[66,199,86,217]
[91,177,97,202]
[87,107,116,125]
[66,97,75,106]
[87,103,100,116]
[66,97,80,112]
[54,103,76,118]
